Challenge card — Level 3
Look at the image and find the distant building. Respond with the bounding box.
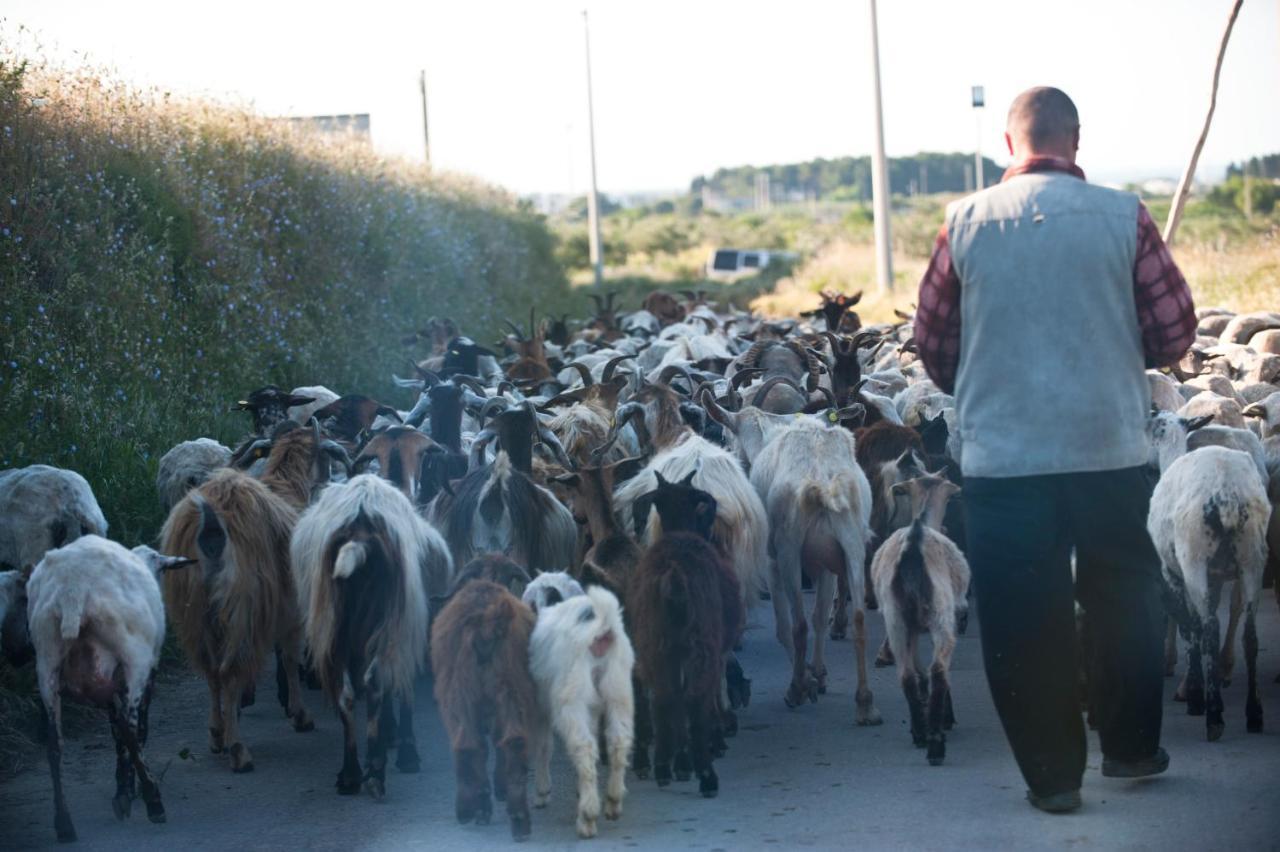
[1139,178,1178,197]
[280,114,371,145]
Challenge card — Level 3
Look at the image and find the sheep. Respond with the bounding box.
[1244,391,1280,438]
[750,417,881,724]
[627,472,742,798]
[529,585,635,838]
[24,536,194,842]
[1148,371,1186,412]
[0,465,108,571]
[1148,417,1269,741]
[291,473,446,796]
[159,468,314,773]
[431,579,538,840]
[870,473,969,765]
[522,571,585,613]
[156,438,232,512]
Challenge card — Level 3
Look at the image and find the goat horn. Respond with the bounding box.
[468,429,497,471]
[751,375,804,408]
[728,367,764,411]
[657,363,696,391]
[502,319,527,341]
[785,339,822,392]
[320,440,354,479]
[564,361,595,387]
[478,396,510,428]
[589,293,604,312]
[698,387,737,432]
[229,437,273,469]
[451,374,489,395]
[537,426,574,471]
[601,354,634,383]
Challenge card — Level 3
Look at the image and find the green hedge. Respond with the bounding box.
[0,57,570,546]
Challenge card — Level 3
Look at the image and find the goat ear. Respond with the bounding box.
[679,468,697,487]
[891,482,910,496]
[846,290,863,306]
[1182,414,1214,432]
[611,457,646,484]
[550,473,580,488]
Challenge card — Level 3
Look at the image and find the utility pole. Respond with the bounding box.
[582,10,604,288]
[419,69,430,168]
[972,85,985,190]
[867,0,893,292]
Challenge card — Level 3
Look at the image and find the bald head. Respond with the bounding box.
[1005,87,1079,161]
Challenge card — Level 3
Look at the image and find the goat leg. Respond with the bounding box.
[453,742,491,824]
[362,688,391,800]
[1185,623,1206,716]
[275,645,289,710]
[560,710,602,838]
[1244,605,1263,732]
[687,693,719,799]
[829,571,851,640]
[1219,581,1244,687]
[221,678,254,773]
[602,701,633,821]
[113,700,165,824]
[927,636,957,766]
[499,731,531,840]
[532,724,553,808]
[1163,618,1178,677]
[110,705,136,820]
[336,677,362,794]
[206,678,225,755]
[280,643,315,733]
[44,690,76,843]
[493,739,507,802]
[631,676,653,779]
[852,608,882,725]
[1204,614,1225,741]
[394,695,420,773]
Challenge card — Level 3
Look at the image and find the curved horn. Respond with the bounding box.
[451,374,489,395]
[728,367,765,411]
[503,319,526,341]
[589,293,604,313]
[785,339,822,392]
[739,339,771,370]
[601,354,634,384]
[802,385,836,413]
[698,387,738,432]
[751,375,804,408]
[468,429,497,471]
[536,426,574,471]
[478,396,510,428]
[320,440,354,479]
[229,437,273,469]
[564,361,595,387]
[657,363,697,390]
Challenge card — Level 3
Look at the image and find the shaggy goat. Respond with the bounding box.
[530,585,635,838]
[750,417,881,724]
[291,474,447,795]
[1148,416,1269,741]
[25,536,194,842]
[431,579,539,840]
[159,468,314,773]
[628,472,742,798]
[870,474,969,765]
[522,571,586,613]
[0,465,108,571]
[156,438,231,513]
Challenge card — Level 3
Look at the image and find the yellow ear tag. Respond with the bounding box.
[237,400,249,406]
[828,411,839,423]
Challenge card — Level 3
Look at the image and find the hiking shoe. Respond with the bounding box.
[1102,747,1170,779]
[1026,789,1082,814]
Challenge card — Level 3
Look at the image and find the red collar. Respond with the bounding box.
[1001,157,1086,183]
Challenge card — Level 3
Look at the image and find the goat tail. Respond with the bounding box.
[798,479,851,515]
[891,519,933,634]
[334,541,368,579]
[57,592,86,641]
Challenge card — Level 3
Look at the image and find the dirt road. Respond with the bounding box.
[3,592,1278,850]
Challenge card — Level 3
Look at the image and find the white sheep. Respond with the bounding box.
[529,585,635,839]
[1148,419,1268,741]
[0,465,108,571]
[870,473,969,765]
[521,570,585,614]
[155,438,231,512]
[26,536,193,842]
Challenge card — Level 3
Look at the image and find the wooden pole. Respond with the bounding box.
[1163,0,1243,247]
[867,0,893,292]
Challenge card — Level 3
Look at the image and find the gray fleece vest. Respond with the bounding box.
[946,172,1150,478]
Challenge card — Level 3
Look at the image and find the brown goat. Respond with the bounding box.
[312,395,403,443]
[504,306,555,383]
[627,472,743,797]
[234,419,353,510]
[353,426,446,504]
[159,469,313,773]
[642,290,686,327]
[431,580,539,840]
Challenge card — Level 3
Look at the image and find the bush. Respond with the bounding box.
[0,54,569,546]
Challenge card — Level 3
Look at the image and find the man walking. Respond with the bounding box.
[914,86,1197,813]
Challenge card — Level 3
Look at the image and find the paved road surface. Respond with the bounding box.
[3,590,1278,850]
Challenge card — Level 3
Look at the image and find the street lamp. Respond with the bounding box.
[972,85,985,191]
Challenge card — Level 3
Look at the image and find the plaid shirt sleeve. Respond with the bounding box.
[914,228,962,394]
[1133,203,1197,368]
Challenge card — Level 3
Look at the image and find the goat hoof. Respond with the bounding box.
[699,771,719,798]
[721,709,738,737]
[55,813,77,843]
[655,766,672,787]
[146,801,166,824]
[510,813,532,841]
[396,745,421,774]
[1207,721,1225,742]
[577,817,598,839]
[364,777,386,801]
[239,684,256,709]
[1247,715,1263,734]
[605,796,623,820]
[632,752,650,779]
[336,771,362,795]
[874,649,895,668]
[856,705,883,727]
[112,793,132,821]
[229,743,254,773]
[927,737,946,765]
[784,683,807,708]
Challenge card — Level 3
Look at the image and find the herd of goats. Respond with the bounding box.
[2,288,1280,842]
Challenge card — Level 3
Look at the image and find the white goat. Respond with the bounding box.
[529,585,635,839]
[1148,414,1268,741]
[749,417,881,725]
[288,385,341,424]
[870,474,969,765]
[0,465,108,570]
[155,438,231,512]
[291,473,448,797]
[522,570,585,614]
[27,536,193,842]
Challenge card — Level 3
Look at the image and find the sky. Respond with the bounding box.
[3,0,1277,195]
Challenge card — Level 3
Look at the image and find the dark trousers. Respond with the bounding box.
[964,466,1165,796]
